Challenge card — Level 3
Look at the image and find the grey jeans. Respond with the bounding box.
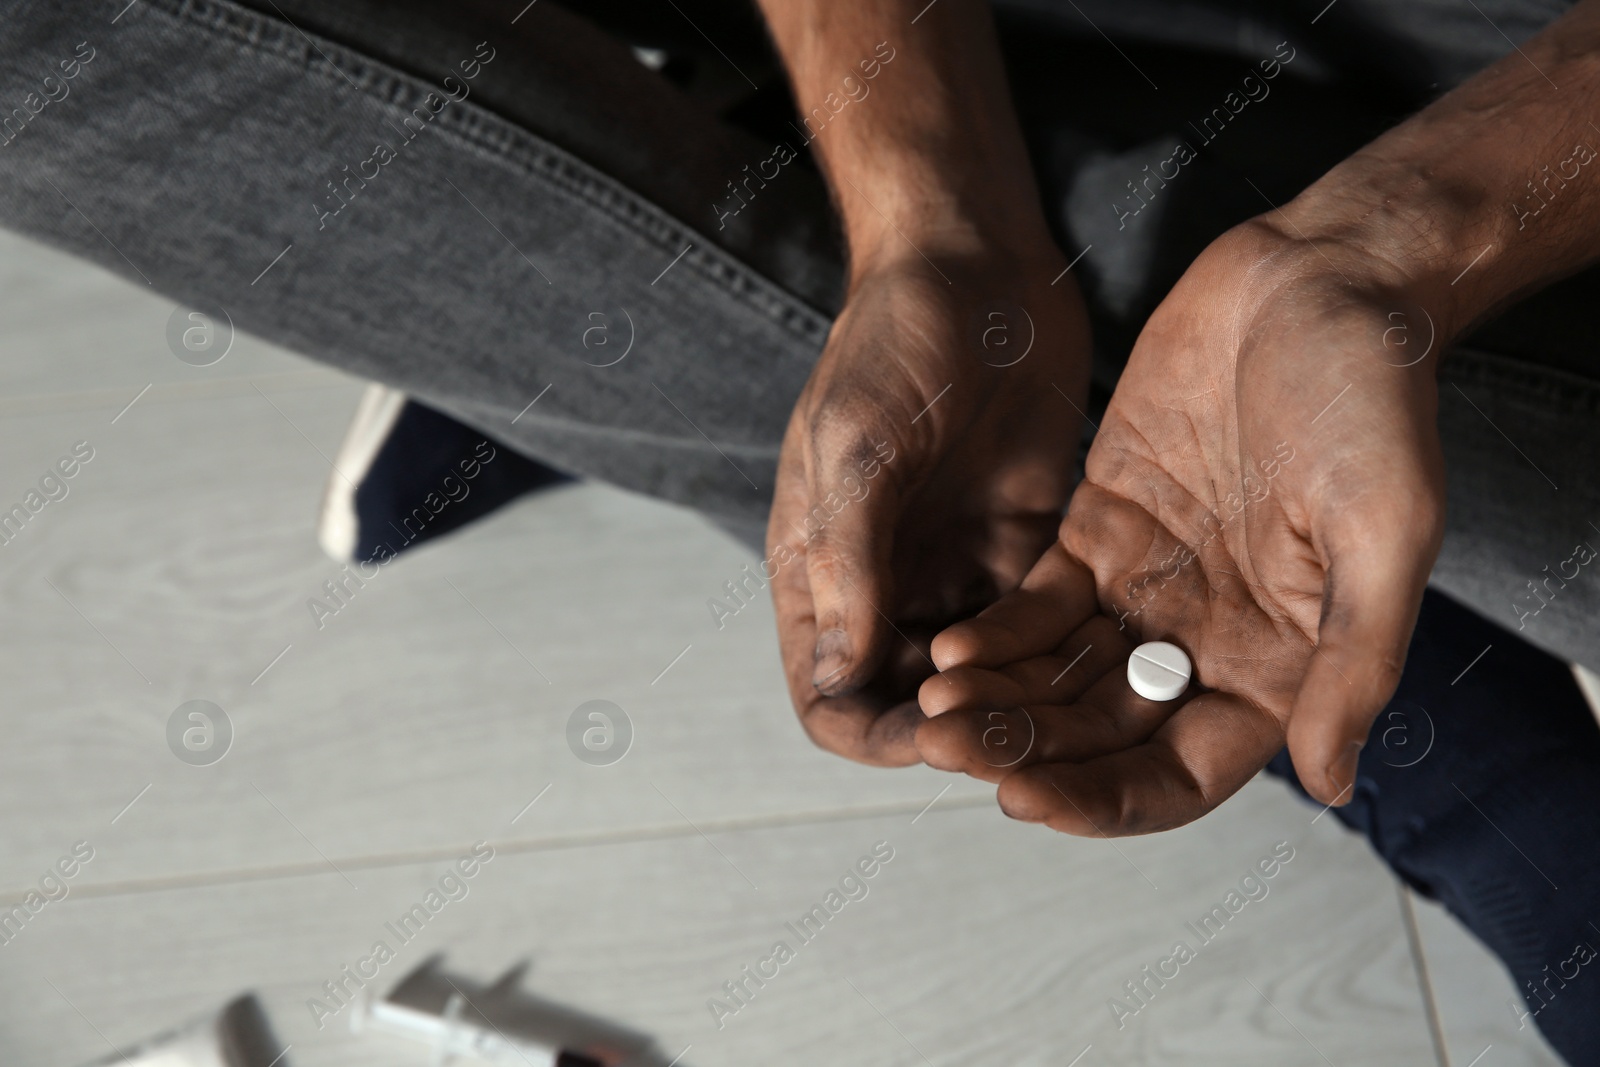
[0,0,1595,670]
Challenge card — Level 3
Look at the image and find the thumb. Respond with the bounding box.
[799,438,903,696]
[1287,496,1442,806]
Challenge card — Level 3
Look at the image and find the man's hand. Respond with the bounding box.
[755,0,1092,763]
[918,0,1600,830]
[922,220,1444,830]
[769,249,1089,765]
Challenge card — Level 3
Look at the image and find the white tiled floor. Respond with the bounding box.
[0,230,1565,1066]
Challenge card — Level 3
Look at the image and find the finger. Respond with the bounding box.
[994,690,1285,837]
[919,615,1134,714]
[802,630,937,764]
[917,656,1188,781]
[771,491,923,767]
[930,541,1099,671]
[791,692,926,767]
[1287,493,1442,806]
[917,666,1029,718]
[918,705,1049,783]
[801,433,904,697]
[779,607,926,767]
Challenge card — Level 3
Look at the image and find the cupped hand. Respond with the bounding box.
[921,219,1446,831]
[769,245,1092,766]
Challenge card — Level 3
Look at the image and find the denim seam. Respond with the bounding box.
[140,0,831,348]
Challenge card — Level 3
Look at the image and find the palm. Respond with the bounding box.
[921,223,1446,833]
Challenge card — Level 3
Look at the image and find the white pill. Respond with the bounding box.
[1127,641,1192,702]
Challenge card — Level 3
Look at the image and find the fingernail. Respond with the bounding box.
[1328,741,1364,803]
[813,628,852,692]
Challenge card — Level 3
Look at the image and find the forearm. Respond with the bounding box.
[753,0,1056,270]
[1279,0,1600,343]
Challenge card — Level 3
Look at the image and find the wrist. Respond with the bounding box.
[840,172,1064,283]
[1267,158,1514,345]
[846,225,1069,294]
[844,150,1068,286]
[1264,12,1600,346]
